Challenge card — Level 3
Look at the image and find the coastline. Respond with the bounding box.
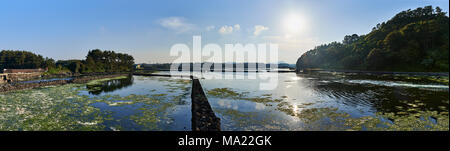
[298,68,449,76]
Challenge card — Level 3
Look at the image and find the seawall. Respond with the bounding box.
[0,74,129,93]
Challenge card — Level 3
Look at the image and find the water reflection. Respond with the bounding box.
[81,75,192,131]
[311,78,448,114]
[86,76,134,95]
[77,72,447,130]
[296,73,448,115]
[191,71,449,130]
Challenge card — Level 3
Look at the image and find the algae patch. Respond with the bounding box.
[0,76,192,131]
[0,84,106,131]
[206,88,283,106]
[296,107,449,131]
[206,87,449,131]
[86,76,128,86]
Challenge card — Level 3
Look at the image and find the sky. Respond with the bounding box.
[0,0,448,64]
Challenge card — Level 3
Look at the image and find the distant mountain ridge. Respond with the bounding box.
[296,6,449,72]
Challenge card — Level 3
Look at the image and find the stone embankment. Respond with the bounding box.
[0,74,129,93]
[191,78,221,131]
[298,68,449,76]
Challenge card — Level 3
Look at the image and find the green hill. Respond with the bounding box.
[296,6,449,72]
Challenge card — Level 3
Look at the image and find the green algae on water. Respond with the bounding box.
[0,84,107,131]
[86,76,129,86]
[206,88,283,105]
[295,107,449,131]
[0,76,192,131]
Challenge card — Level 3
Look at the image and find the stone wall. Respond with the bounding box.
[191,78,221,131]
[0,74,129,93]
[6,72,42,82]
[0,80,69,92]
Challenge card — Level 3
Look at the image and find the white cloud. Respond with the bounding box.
[233,24,240,31]
[206,25,215,31]
[159,17,194,33]
[253,25,269,36]
[218,24,240,35]
[218,25,233,34]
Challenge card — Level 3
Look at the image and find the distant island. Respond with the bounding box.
[296,6,449,72]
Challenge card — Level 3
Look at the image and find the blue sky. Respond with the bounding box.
[0,0,448,63]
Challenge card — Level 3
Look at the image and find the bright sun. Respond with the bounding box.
[283,13,306,34]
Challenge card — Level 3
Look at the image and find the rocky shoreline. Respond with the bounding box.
[298,68,449,76]
[0,73,129,93]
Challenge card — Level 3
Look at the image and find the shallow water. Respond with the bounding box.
[194,72,448,130]
[1,73,448,131]
[0,75,192,131]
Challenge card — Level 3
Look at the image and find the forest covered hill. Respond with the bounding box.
[296,6,449,72]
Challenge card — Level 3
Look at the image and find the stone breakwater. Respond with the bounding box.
[133,73,222,131]
[191,78,221,131]
[0,74,129,93]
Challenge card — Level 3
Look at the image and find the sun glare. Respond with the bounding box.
[283,13,306,34]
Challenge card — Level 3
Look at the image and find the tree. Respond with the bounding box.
[296,6,449,72]
[82,49,134,73]
[0,50,48,70]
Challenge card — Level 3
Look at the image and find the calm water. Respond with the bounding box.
[0,72,448,131]
[196,72,449,130]
[0,75,192,131]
